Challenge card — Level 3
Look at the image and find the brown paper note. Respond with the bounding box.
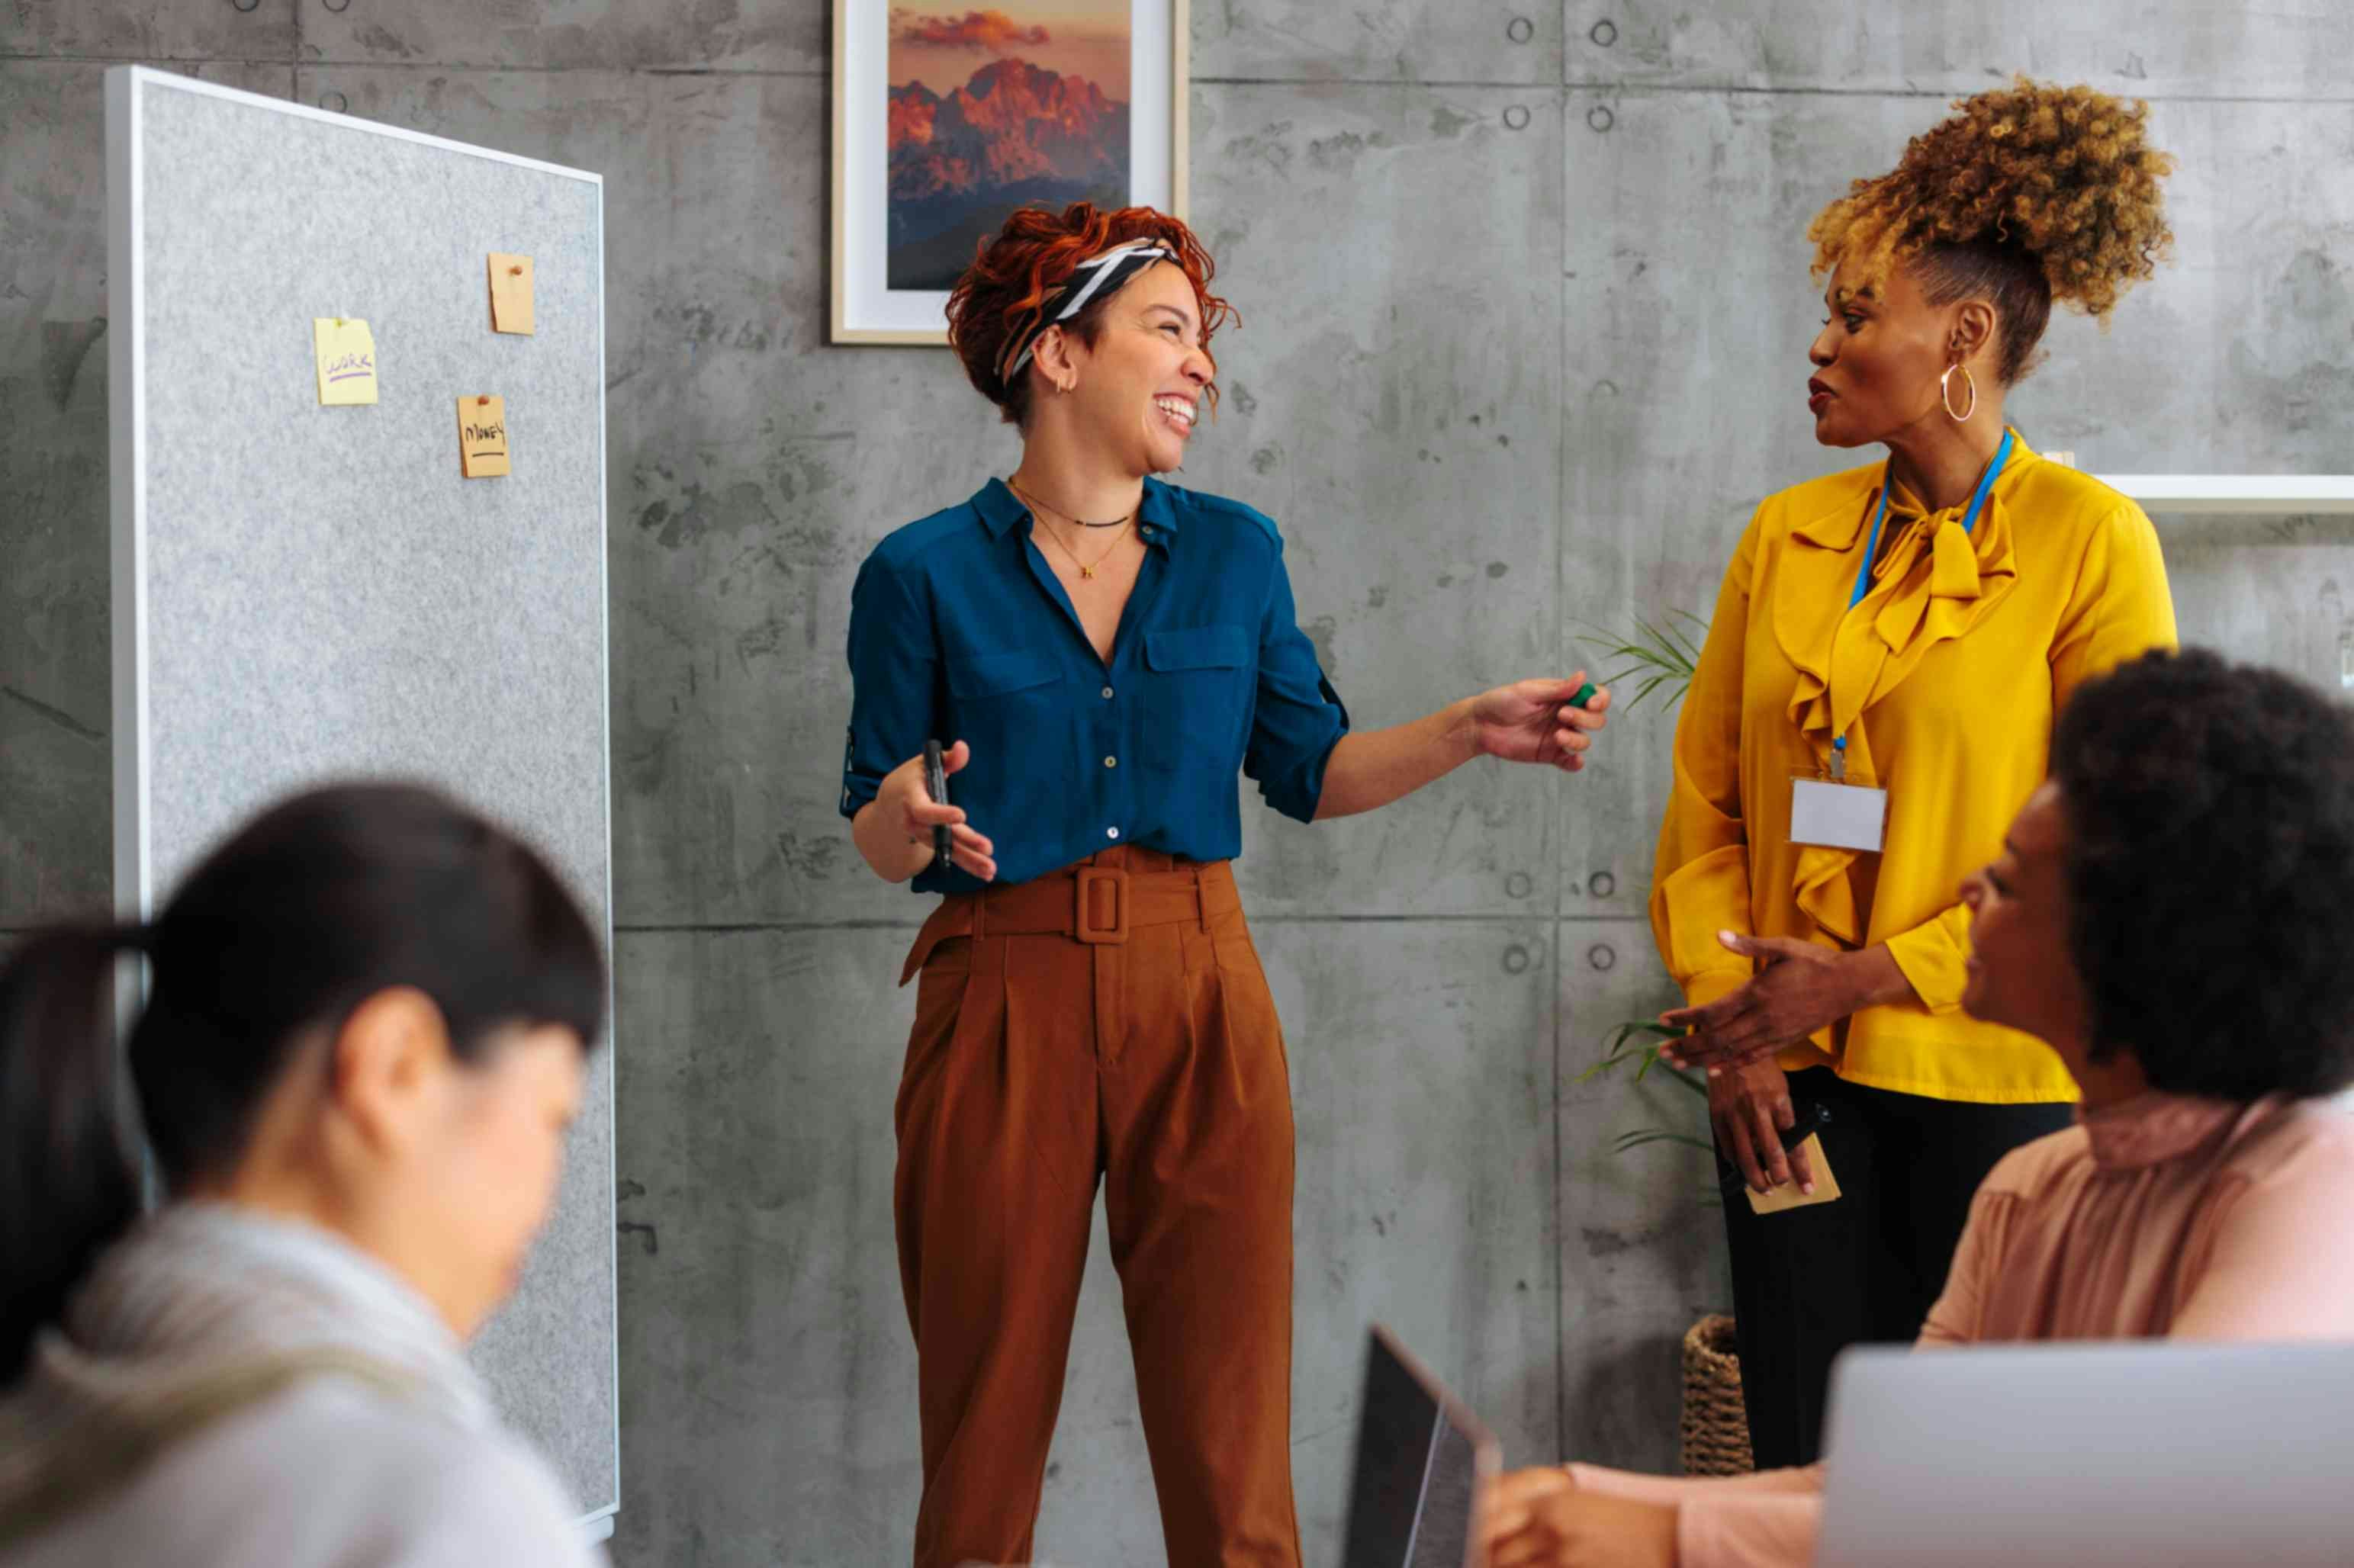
[1745,1133,1843,1216]
[488,252,535,335]
[458,395,510,478]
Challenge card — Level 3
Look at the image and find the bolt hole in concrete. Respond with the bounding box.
[1502,945,1533,975]
[1503,104,1532,131]
[230,0,259,13]
[1589,944,1617,972]
[1505,871,1535,899]
[320,90,347,113]
[1507,16,1536,43]
[1590,18,1619,47]
[323,0,351,12]
[1590,870,1617,898]
[1588,104,1616,133]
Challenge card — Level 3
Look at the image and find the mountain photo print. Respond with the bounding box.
[886,5,1133,290]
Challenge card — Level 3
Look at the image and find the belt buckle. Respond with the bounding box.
[1075,867,1130,945]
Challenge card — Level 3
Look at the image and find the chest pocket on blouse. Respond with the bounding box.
[1140,623,1253,771]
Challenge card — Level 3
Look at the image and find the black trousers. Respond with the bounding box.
[1717,1066,2075,1470]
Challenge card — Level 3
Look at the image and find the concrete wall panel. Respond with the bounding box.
[1574,2,2354,98]
[0,1,297,63]
[1185,82,1568,919]
[1196,2,1560,85]
[296,0,824,76]
[1555,915,1724,1475]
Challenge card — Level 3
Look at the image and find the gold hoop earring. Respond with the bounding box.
[1941,364,1977,422]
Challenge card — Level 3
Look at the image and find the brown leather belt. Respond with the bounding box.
[899,856,1240,984]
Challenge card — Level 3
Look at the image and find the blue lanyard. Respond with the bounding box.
[1831,427,2015,772]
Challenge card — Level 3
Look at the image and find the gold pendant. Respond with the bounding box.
[1080,566,1095,580]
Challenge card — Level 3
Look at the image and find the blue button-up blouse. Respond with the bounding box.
[840,476,1351,892]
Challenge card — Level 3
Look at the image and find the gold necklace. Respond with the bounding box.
[1011,479,1133,580]
[1034,512,1131,580]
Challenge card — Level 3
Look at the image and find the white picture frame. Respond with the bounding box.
[831,0,1189,345]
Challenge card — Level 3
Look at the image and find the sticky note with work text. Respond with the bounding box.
[458,395,510,478]
[488,253,535,335]
[313,317,378,405]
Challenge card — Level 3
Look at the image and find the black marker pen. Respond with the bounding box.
[923,741,953,871]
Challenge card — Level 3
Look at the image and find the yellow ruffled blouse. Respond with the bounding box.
[1650,433,2177,1104]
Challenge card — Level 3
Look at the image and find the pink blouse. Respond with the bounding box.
[1567,1093,2354,1568]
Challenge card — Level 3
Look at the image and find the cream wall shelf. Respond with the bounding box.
[2092,476,2354,515]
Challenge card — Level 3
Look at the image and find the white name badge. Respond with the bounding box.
[1791,777,1889,852]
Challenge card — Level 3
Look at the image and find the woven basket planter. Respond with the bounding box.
[1679,1314,1755,1476]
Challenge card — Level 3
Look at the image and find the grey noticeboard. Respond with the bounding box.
[103,66,616,1535]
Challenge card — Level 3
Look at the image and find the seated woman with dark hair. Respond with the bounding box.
[1486,648,2354,1568]
[0,784,609,1566]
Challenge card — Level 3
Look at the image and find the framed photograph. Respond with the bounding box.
[831,1,1189,345]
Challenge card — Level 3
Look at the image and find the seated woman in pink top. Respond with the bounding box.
[1485,647,2354,1568]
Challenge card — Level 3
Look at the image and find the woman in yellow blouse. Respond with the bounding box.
[1650,80,2179,1469]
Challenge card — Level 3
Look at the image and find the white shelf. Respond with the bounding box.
[2092,476,2354,515]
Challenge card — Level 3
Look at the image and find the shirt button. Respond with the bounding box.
[1104,755,1118,769]
[1107,827,1121,840]
[1101,686,1114,700]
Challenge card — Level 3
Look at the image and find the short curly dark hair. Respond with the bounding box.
[2051,648,2354,1100]
[944,202,1233,429]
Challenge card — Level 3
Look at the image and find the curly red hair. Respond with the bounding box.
[946,203,1236,427]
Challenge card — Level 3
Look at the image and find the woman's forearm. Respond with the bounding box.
[851,798,935,884]
[1313,699,1481,821]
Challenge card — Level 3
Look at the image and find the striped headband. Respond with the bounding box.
[997,240,1182,384]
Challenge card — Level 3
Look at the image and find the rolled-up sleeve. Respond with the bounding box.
[840,551,936,820]
[1242,532,1349,824]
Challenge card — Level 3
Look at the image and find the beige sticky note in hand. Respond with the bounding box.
[488,253,535,335]
[313,317,378,405]
[1745,1133,1843,1216]
[458,395,510,478]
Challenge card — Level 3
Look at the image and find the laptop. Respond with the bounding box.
[1340,1325,1502,1568]
[1816,1341,2354,1566]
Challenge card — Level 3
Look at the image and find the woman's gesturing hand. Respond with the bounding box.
[1483,1467,1677,1568]
[881,741,996,882]
[1708,1058,1815,1195]
[1468,676,1612,773]
[1659,932,1909,1073]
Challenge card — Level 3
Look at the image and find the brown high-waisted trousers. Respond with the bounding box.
[894,845,1301,1568]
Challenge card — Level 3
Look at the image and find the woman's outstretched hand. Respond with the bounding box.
[1484,1467,1677,1568]
[880,741,996,881]
[1468,676,1612,772]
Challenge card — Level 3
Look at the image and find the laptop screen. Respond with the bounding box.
[1340,1327,1494,1568]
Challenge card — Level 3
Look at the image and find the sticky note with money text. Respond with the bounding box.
[313,317,378,405]
[458,395,510,478]
[1745,1133,1842,1215]
[488,253,535,335]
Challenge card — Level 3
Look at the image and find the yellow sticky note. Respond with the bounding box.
[488,253,535,335]
[1745,1133,1843,1216]
[313,317,378,405]
[458,395,510,478]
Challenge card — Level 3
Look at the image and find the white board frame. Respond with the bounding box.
[103,65,619,1536]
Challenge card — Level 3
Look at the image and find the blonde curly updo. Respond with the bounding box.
[1809,78,2176,384]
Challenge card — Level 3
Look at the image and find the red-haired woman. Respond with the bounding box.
[840,204,1610,1568]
